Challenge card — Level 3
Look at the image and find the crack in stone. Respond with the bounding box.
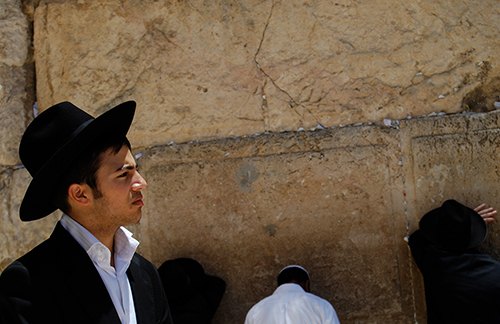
[399,61,472,97]
[152,27,186,54]
[253,0,321,127]
[261,80,270,131]
[40,5,55,101]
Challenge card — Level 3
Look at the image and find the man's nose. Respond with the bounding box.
[131,172,147,191]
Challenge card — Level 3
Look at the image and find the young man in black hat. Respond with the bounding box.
[0,101,172,324]
[409,199,500,324]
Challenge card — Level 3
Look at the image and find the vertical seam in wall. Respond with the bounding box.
[397,122,418,324]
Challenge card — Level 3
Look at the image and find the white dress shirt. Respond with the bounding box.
[245,283,341,324]
[60,214,139,324]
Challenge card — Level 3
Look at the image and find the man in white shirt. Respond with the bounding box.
[245,265,341,324]
[0,101,172,324]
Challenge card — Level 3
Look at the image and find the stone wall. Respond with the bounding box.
[0,0,59,271]
[2,0,500,323]
[135,124,415,323]
[32,0,500,148]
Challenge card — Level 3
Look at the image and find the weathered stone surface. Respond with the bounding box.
[0,0,28,67]
[400,110,500,258]
[137,126,414,323]
[33,0,500,149]
[0,167,59,272]
[0,0,32,166]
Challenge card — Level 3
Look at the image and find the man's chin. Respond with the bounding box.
[125,212,142,226]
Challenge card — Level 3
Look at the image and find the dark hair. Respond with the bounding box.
[53,135,131,214]
[277,267,310,286]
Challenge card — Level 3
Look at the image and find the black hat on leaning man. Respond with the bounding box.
[419,199,487,250]
[19,100,136,222]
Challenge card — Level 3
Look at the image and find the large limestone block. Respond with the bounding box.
[0,167,59,272]
[0,0,28,67]
[34,0,269,148]
[400,110,500,260]
[0,0,32,166]
[34,0,500,148]
[137,126,417,323]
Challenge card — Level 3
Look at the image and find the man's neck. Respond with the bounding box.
[60,214,118,268]
[66,214,118,264]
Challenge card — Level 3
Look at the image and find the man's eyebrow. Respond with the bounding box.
[115,164,136,172]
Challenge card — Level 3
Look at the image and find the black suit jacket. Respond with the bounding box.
[0,222,172,324]
[409,229,500,324]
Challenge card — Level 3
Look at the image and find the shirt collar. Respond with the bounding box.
[60,214,139,265]
[273,283,306,295]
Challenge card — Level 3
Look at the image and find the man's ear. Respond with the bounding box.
[67,183,91,206]
[297,279,311,293]
[305,279,311,293]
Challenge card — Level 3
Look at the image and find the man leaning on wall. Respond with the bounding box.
[409,199,500,323]
[0,101,173,324]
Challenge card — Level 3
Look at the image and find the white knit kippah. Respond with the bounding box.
[279,265,310,279]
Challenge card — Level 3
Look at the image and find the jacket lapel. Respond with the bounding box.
[52,222,122,324]
[128,256,156,324]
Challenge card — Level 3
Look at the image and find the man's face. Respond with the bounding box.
[91,145,147,229]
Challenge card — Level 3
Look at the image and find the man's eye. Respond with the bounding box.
[118,172,128,178]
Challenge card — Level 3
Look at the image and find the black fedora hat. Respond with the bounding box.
[419,199,487,250]
[19,101,136,221]
[158,258,226,323]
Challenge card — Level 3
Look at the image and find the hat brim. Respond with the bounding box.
[20,101,136,221]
